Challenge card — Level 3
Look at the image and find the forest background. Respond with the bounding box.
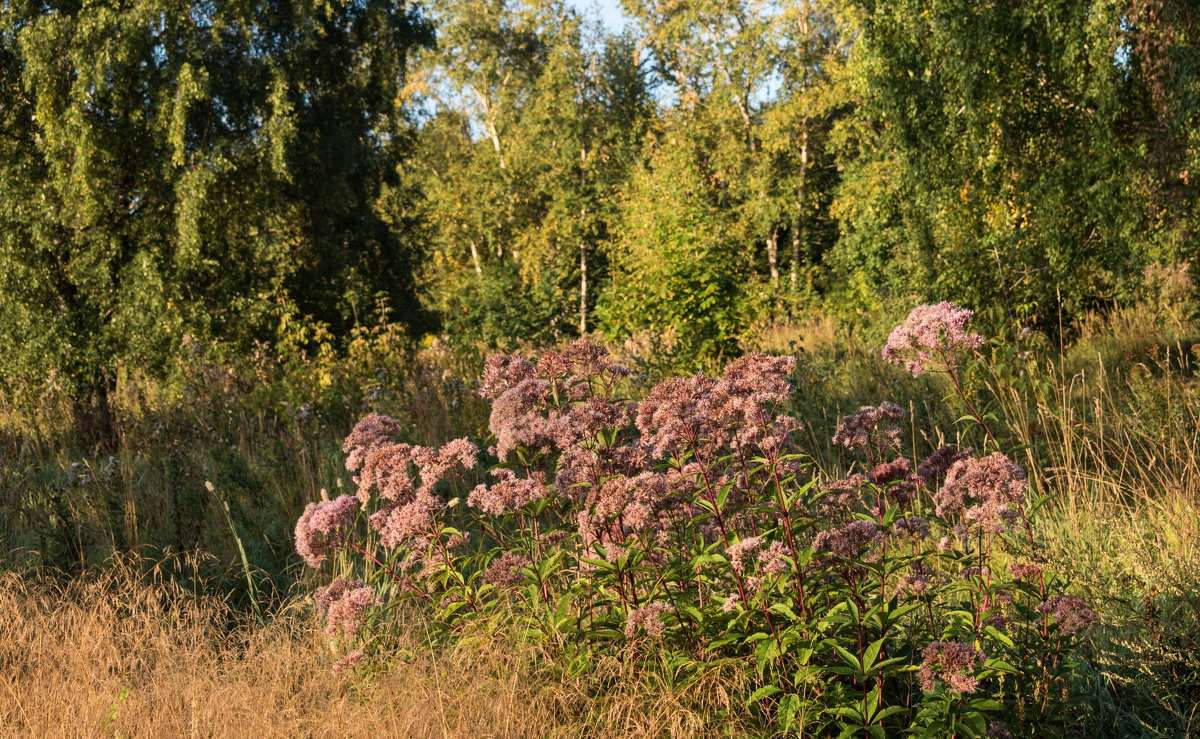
[1,1,1200,735]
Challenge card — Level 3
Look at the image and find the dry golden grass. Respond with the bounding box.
[0,556,759,739]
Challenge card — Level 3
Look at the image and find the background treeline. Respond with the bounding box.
[1,0,1199,412]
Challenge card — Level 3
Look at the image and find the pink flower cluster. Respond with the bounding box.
[918,640,985,694]
[295,495,360,567]
[935,452,1028,533]
[813,519,884,559]
[726,536,764,574]
[1007,562,1042,582]
[314,578,380,640]
[333,649,365,675]
[637,353,799,459]
[882,302,985,376]
[483,340,633,461]
[833,403,905,453]
[345,418,479,505]
[468,468,549,516]
[916,444,973,483]
[329,413,481,558]
[482,551,529,588]
[624,601,675,638]
[1036,595,1096,635]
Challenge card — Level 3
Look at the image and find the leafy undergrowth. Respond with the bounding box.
[293,305,1114,737]
[3,302,1198,737]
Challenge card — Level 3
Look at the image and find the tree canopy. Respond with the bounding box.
[2,0,1197,409]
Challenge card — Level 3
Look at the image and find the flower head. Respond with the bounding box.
[833,403,905,453]
[342,413,403,470]
[936,452,1028,533]
[480,353,535,399]
[918,641,985,694]
[882,302,984,376]
[758,541,791,575]
[333,649,365,674]
[892,516,931,541]
[726,536,764,575]
[482,551,529,589]
[1036,595,1096,635]
[467,469,548,516]
[295,495,359,568]
[1008,562,1042,582]
[812,519,884,559]
[917,444,973,484]
[373,492,444,549]
[624,601,675,638]
[324,584,380,640]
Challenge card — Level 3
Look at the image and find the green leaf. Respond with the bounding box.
[862,636,887,671]
[747,684,782,706]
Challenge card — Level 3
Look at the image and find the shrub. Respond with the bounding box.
[296,304,1096,736]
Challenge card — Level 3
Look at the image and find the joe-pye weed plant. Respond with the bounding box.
[295,303,1097,736]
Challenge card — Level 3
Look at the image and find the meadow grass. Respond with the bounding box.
[0,554,761,737]
[1,303,1197,736]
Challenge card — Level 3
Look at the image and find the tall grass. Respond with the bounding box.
[1,300,1197,736]
[0,554,759,737]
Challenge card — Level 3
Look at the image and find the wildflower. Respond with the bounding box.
[897,565,935,596]
[313,577,363,614]
[624,601,675,638]
[986,723,1013,739]
[1036,595,1097,635]
[482,551,529,589]
[480,353,535,399]
[917,444,973,484]
[892,517,931,541]
[467,468,548,516]
[758,541,791,575]
[488,378,557,460]
[936,452,1028,533]
[563,338,627,382]
[333,649,365,675]
[536,348,575,381]
[636,375,718,458]
[325,585,380,640]
[722,594,741,612]
[869,457,911,486]
[555,397,635,449]
[982,606,1008,630]
[726,536,764,574]
[411,438,480,489]
[1008,562,1042,582]
[355,442,414,503]
[882,302,984,377]
[918,641,985,694]
[374,492,444,548]
[832,403,905,453]
[342,413,403,470]
[295,495,359,568]
[816,474,865,516]
[813,519,884,559]
[709,353,797,442]
[737,415,804,453]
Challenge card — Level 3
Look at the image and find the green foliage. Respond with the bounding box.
[599,127,761,366]
[413,0,652,345]
[301,330,1102,735]
[0,0,433,418]
[829,0,1200,328]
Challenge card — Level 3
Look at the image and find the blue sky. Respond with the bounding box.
[572,0,631,33]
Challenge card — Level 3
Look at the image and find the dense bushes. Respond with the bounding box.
[297,304,1099,735]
